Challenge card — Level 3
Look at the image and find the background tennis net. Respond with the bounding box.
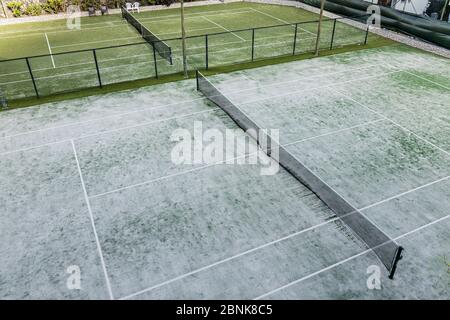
[121,7,173,65]
[196,70,403,279]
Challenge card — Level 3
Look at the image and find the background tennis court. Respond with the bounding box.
[0,2,372,101]
[0,44,448,299]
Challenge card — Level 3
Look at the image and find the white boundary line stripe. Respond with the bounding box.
[52,35,141,49]
[119,174,450,300]
[0,109,214,157]
[250,7,315,36]
[0,64,386,141]
[45,33,56,69]
[202,16,246,41]
[0,8,254,37]
[144,9,255,24]
[71,139,114,300]
[89,118,385,199]
[387,63,450,91]
[0,70,398,153]
[254,212,450,300]
[330,87,450,157]
[0,100,207,142]
[119,217,339,300]
[359,175,450,212]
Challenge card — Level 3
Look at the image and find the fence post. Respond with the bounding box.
[25,57,39,98]
[153,45,158,79]
[292,23,298,55]
[251,28,255,61]
[205,34,209,70]
[92,49,102,88]
[364,25,369,45]
[329,19,337,50]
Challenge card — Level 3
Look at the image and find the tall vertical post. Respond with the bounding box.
[25,57,39,98]
[314,0,325,56]
[364,25,370,45]
[153,45,158,79]
[92,49,102,88]
[292,23,298,55]
[251,28,255,61]
[205,34,209,70]
[329,19,337,50]
[180,0,188,78]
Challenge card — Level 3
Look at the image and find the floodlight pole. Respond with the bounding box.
[314,0,326,57]
[441,0,450,21]
[180,0,188,78]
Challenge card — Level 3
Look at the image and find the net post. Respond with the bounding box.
[330,19,337,50]
[388,246,404,279]
[25,57,39,98]
[169,47,173,65]
[196,70,199,91]
[92,49,102,88]
[153,45,158,79]
[364,25,370,45]
[205,34,209,70]
[251,28,255,61]
[292,23,298,55]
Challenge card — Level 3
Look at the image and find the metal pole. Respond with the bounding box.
[25,58,39,98]
[329,19,336,50]
[251,28,255,61]
[364,25,369,45]
[441,0,449,21]
[92,49,102,88]
[205,34,209,70]
[314,0,326,57]
[180,0,188,78]
[196,70,199,90]
[153,45,158,79]
[292,23,298,55]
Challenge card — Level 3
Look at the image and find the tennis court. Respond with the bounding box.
[0,1,371,100]
[0,43,448,299]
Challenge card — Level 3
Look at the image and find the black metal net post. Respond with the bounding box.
[251,28,255,61]
[205,34,209,70]
[92,49,102,88]
[152,45,158,79]
[364,25,370,45]
[25,57,39,98]
[329,19,337,50]
[292,23,298,55]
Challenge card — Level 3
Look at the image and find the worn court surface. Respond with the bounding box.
[0,1,369,100]
[0,45,449,299]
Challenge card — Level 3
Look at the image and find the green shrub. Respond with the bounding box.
[24,3,42,16]
[42,0,64,14]
[6,1,24,17]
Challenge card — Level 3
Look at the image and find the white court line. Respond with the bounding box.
[120,173,450,300]
[89,118,385,199]
[202,16,246,41]
[0,8,254,38]
[0,64,390,142]
[254,211,450,299]
[45,33,56,69]
[250,7,315,36]
[52,35,141,49]
[0,109,215,157]
[330,88,450,157]
[71,140,114,300]
[143,9,254,24]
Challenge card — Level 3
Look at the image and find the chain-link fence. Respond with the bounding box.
[0,15,369,102]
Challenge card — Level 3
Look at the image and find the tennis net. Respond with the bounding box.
[196,70,403,279]
[121,7,173,65]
